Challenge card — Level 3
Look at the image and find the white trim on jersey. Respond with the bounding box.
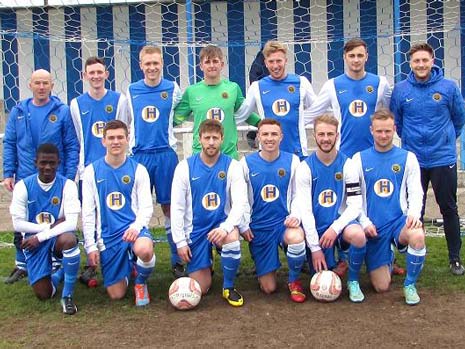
[10,177,80,242]
[295,156,362,252]
[352,150,423,230]
[306,74,392,149]
[170,157,249,249]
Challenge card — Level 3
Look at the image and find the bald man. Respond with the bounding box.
[3,69,79,284]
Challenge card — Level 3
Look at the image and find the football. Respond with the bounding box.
[168,277,202,310]
[310,270,342,302]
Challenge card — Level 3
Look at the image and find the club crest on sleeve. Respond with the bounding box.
[335,172,343,181]
[105,105,114,113]
[392,164,401,173]
[218,171,226,180]
[122,175,131,184]
[51,196,60,205]
[49,114,57,123]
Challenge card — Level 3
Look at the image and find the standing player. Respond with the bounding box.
[295,114,366,302]
[239,40,316,160]
[174,45,261,160]
[352,109,425,305]
[122,46,183,278]
[3,69,79,284]
[10,143,80,314]
[241,119,307,303]
[306,38,393,276]
[171,119,249,307]
[70,56,128,287]
[390,42,465,276]
[82,120,155,306]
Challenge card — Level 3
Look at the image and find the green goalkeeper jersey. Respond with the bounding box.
[174,79,260,159]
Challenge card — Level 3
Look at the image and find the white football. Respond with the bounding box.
[168,277,202,310]
[310,270,342,302]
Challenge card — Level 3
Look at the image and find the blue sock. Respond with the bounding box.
[338,246,349,262]
[51,267,64,289]
[286,242,306,283]
[134,255,155,285]
[16,246,27,271]
[404,246,426,287]
[61,246,80,298]
[221,241,241,289]
[165,217,182,266]
[348,245,366,282]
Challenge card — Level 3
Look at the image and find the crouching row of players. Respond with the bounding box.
[13,110,425,314]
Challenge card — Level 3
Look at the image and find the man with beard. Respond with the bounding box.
[295,114,367,302]
[171,119,249,307]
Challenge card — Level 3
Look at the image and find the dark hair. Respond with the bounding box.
[343,38,367,53]
[103,120,128,137]
[409,43,434,58]
[85,56,106,71]
[199,119,224,137]
[36,143,59,158]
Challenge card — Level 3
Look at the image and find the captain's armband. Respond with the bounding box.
[346,182,361,196]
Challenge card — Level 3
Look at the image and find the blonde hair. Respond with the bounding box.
[313,113,339,130]
[139,46,163,61]
[263,40,287,58]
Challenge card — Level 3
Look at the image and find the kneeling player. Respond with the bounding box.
[82,120,155,306]
[11,144,81,314]
[296,114,367,302]
[171,120,249,307]
[353,109,425,305]
[241,119,307,302]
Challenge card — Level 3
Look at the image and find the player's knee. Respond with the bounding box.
[57,232,78,250]
[284,227,304,245]
[349,232,366,248]
[260,283,277,295]
[137,248,154,262]
[372,279,390,293]
[107,288,126,300]
[408,229,425,249]
[34,289,52,300]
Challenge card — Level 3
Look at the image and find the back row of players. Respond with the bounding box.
[3,39,464,314]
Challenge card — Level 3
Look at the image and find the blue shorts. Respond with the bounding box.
[186,236,220,274]
[23,233,78,285]
[132,149,178,204]
[365,216,406,272]
[249,224,285,277]
[100,228,153,287]
[23,236,57,285]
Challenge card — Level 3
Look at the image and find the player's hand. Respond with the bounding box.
[241,229,254,242]
[21,236,40,250]
[284,216,300,228]
[364,224,378,238]
[3,178,14,192]
[319,228,337,249]
[177,246,192,263]
[311,250,327,272]
[88,251,100,267]
[406,216,422,230]
[122,228,139,242]
[207,228,227,246]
